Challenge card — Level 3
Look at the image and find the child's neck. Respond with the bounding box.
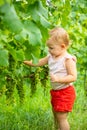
[53,51,68,59]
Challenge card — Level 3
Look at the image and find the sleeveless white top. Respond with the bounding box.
[48,53,76,90]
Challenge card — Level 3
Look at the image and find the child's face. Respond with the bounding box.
[47,43,65,57]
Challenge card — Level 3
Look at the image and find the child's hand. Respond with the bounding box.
[50,73,58,82]
[23,60,32,66]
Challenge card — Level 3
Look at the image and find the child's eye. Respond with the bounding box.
[49,47,53,49]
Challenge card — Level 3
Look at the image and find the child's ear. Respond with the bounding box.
[61,44,66,48]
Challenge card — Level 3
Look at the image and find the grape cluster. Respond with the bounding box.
[40,65,49,94]
[6,75,16,104]
[16,78,25,104]
[26,66,49,97]
[5,54,25,104]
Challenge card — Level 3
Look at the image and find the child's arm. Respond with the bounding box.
[23,56,48,67]
[50,58,77,83]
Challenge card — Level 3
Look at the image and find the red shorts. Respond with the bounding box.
[50,86,76,112]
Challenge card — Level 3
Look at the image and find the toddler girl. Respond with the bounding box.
[23,27,77,130]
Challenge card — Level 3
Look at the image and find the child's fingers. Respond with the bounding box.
[50,73,55,82]
[23,60,32,65]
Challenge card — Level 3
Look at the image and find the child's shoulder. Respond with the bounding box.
[65,53,77,62]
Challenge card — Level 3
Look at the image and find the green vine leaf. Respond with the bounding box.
[0,49,9,67]
[0,3,23,33]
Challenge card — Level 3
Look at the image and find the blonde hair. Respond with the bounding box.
[47,27,70,46]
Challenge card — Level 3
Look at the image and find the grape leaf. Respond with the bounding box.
[0,49,9,66]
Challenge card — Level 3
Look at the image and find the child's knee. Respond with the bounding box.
[56,112,68,122]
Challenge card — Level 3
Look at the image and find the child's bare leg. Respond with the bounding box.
[56,112,70,130]
[52,107,60,130]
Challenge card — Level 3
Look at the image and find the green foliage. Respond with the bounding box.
[0,0,50,103]
[0,0,87,103]
[0,1,87,129]
[0,3,22,33]
[48,0,87,71]
[0,49,9,67]
[0,81,87,130]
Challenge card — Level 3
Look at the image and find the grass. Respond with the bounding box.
[0,81,87,130]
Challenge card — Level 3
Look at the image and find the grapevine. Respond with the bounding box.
[5,54,25,104]
[0,68,7,97]
[29,71,37,97]
[16,78,25,104]
[40,65,49,94]
[5,76,16,104]
[5,54,16,104]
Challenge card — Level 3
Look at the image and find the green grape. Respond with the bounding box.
[35,67,41,84]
